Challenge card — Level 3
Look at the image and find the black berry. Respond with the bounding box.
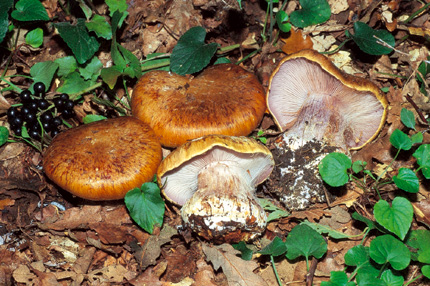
[38,99,49,110]
[19,90,32,102]
[33,82,46,96]
[52,117,62,127]
[40,112,53,123]
[59,93,69,101]
[7,107,20,118]
[64,99,74,111]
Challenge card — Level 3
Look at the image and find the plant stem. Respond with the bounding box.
[405,274,423,286]
[320,39,352,55]
[236,48,262,65]
[217,43,241,54]
[402,2,430,24]
[377,262,388,278]
[270,255,283,286]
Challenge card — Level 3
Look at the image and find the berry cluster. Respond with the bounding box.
[7,82,75,140]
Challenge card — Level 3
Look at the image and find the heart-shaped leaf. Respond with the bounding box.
[318,152,352,187]
[259,236,287,257]
[232,241,253,261]
[400,108,416,130]
[285,224,327,264]
[369,234,411,270]
[30,61,59,94]
[289,0,331,28]
[390,129,412,151]
[393,168,419,193]
[349,22,395,55]
[170,26,218,75]
[374,197,413,240]
[413,144,430,179]
[11,0,49,21]
[381,269,404,286]
[25,28,43,48]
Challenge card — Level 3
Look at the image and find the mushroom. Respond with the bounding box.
[157,135,274,243]
[265,49,388,210]
[43,117,162,200]
[131,63,266,148]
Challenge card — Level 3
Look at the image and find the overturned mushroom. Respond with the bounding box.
[43,117,162,200]
[131,64,266,148]
[157,135,274,243]
[266,49,388,210]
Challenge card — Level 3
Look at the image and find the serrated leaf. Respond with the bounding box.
[0,126,9,146]
[170,26,218,75]
[259,236,287,257]
[78,56,103,80]
[390,129,412,151]
[374,197,413,240]
[11,0,49,21]
[289,0,331,28]
[124,182,165,234]
[54,56,78,77]
[369,234,411,270]
[318,152,352,187]
[55,19,100,64]
[413,144,430,179]
[300,221,351,239]
[400,108,416,130]
[86,14,112,40]
[285,224,327,262]
[349,22,395,55]
[57,72,93,95]
[25,28,43,48]
[83,114,107,124]
[393,168,419,193]
[30,61,59,93]
[0,0,14,43]
[232,241,253,261]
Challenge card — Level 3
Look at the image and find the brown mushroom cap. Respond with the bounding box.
[157,135,274,243]
[267,49,388,150]
[131,64,266,148]
[43,117,162,200]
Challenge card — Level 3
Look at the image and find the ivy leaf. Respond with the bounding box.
[349,22,394,55]
[389,129,412,151]
[232,241,253,261]
[124,182,165,234]
[374,197,413,240]
[393,168,419,193]
[285,224,327,264]
[318,152,352,187]
[413,144,430,179]
[400,108,416,130]
[289,0,331,28]
[25,28,43,48]
[55,19,100,64]
[85,14,112,40]
[0,0,14,43]
[0,126,9,146]
[30,61,59,93]
[170,26,218,75]
[11,0,49,21]
[369,234,411,270]
[259,236,287,257]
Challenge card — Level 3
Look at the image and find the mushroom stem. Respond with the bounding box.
[181,161,267,243]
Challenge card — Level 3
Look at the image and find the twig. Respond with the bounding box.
[405,94,429,126]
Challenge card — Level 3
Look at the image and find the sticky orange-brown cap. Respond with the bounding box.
[131,64,266,148]
[267,49,388,150]
[43,117,162,200]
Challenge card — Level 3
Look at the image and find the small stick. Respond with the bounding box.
[405,94,429,126]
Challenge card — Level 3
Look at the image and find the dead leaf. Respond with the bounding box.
[280,29,313,55]
[413,199,430,228]
[202,243,268,286]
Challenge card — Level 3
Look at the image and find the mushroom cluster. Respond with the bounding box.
[266,49,388,210]
[43,117,162,201]
[157,135,274,243]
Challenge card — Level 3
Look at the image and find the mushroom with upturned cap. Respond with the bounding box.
[43,117,162,201]
[157,135,274,243]
[131,63,266,148]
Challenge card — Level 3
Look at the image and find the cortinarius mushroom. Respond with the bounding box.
[131,63,266,148]
[266,49,388,210]
[157,135,274,243]
[43,117,162,200]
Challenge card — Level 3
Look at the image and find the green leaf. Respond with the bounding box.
[25,27,43,48]
[344,245,370,268]
[55,56,78,77]
[100,66,123,89]
[321,271,356,286]
[405,229,430,264]
[300,221,351,239]
[118,44,142,78]
[422,265,430,279]
[411,132,423,145]
[85,14,112,40]
[318,152,352,187]
[352,160,367,174]
[259,236,287,257]
[380,269,404,286]
[55,19,100,64]
[232,241,253,261]
[30,61,59,93]
[78,56,103,80]
[76,0,92,19]
[258,198,289,222]
[413,144,430,179]
[276,11,292,33]
[142,53,170,74]
[374,197,413,240]
[389,129,412,151]
[392,168,419,193]
[83,114,107,124]
[11,0,49,21]
[124,182,165,234]
[106,0,128,15]
[349,22,395,55]
[170,26,218,75]
[400,108,416,130]
[289,0,331,28]
[285,224,327,262]
[369,234,411,270]
[57,72,92,95]
[0,0,13,43]
[0,126,9,146]
[351,212,377,231]
[214,57,231,65]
